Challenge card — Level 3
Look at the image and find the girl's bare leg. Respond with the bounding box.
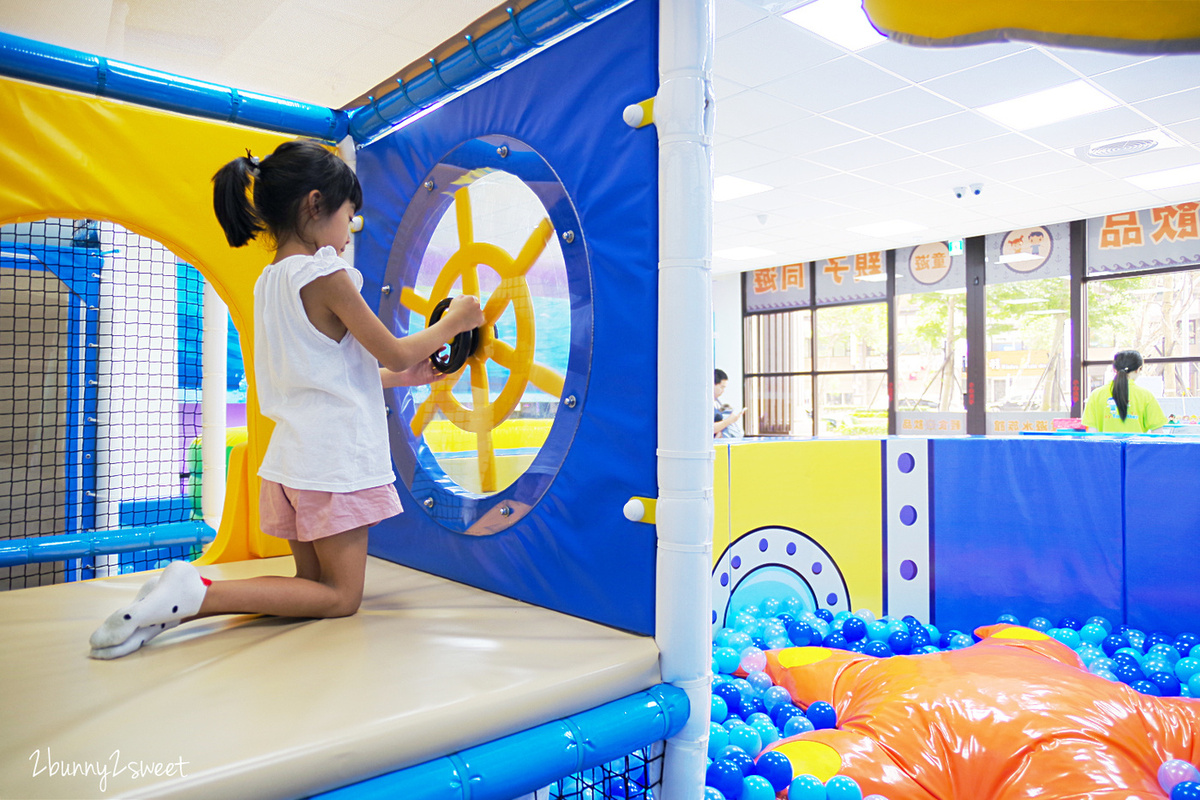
[189,526,368,620]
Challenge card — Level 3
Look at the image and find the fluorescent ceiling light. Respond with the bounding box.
[714,175,773,202]
[782,0,887,51]
[997,252,1041,264]
[715,246,777,260]
[978,80,1117,131]
[1127,163,1200,191]
[846,219,927,237]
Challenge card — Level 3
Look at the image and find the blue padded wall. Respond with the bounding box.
[930,438,1125,632]
[1124,439,1200,635]
[353,0,658,634]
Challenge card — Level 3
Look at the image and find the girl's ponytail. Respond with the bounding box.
[1111,349,1143,421]
[212,153,264,247]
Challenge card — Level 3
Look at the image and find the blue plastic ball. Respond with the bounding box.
[772,702,803,729]
[714,683,742,715]
[746,670,773,694]
[727,724,763,757]
[748,717,779,747]
[709,723,730,758]
[787,774,826,800]
[902,614,922,628]
[753,750,794,791]
[866,620,890,642]
[815,609,834,623]
[1051,628,1082,650]
[909,627,931,650]
[823,632,849,650]
[996,613,1020,625]
[703,787,727,800]
[1102,633,1131,657]
[806,700,837,730]
[1173,781,1200,800]
[1085,615,1112,632]
[825,775,864,800]
[1174,632,1200,653]
[1028,616,1052,632]
[788,622,820,647]
[1151,671,1182,696]
[763,685,792,712]
[863,640,893,658]
[1057,616,1082,631]
[949,633,974,650]
[1132,679,1162,696]
[1115,662,1145,683]
[1175,657,1200,683]
[739,775,775,800]
[1144,631,1172,652]
[706,760,743,799]
[711,694,729,723]
[1078,623,1108,646]
[847,640,868,653]
[740,695,767,718]
[782,713,815,737]
[842,617,867,642]
[887,630,912,655]
[721,749,754,778]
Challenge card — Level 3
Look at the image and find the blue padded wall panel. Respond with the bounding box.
[354,0,658,634]
[931,438,1124,632]
[1125,439,1200,636]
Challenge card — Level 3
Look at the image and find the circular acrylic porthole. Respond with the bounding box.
[379,135,590,536]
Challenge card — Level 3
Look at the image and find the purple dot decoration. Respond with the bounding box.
[787,542,796,556]
[899,505,918,526]
[900,560,919,581]
[731,555,741,569]
[759,538,769,552]
[826,593,838,606]
[897,452,915,473]
[720,572,729,587]
[812,562,823,575]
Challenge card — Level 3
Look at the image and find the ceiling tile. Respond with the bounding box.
[1094,147,1200,179]
[759,56,908,114]
[1022,106,1160,151]
[1134,87,1200,128]
[825,86,962,134]
[743,114,866,153]
[714,17,842,87]
[714,138,787,173]
[883,111,1008,152]
[858,39,1027,84]
[934,134,1048,169]
[1167,119,1200,146]
[1038,46,1155,77]
[811,136,917,171]
[738,156,839,186]
[973,149,1081,182]
[716,0,769,39]
[715,90,812,139]
[855,154,959,184]
[924,49,1078,108]
[797,173,890,202]
[1091,55,1200,104]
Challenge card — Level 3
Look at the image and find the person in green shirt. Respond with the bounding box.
[1082,350,1167,433]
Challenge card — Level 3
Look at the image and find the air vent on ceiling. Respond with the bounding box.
[1087,138,1159,158]
[1072,129,1181,162]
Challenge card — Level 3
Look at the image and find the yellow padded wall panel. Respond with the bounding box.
[0,77,293,560]
[726,439,883,615]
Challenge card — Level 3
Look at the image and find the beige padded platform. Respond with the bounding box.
[0,557,661,799]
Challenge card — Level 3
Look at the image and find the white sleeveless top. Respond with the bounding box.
[252,247,395,492]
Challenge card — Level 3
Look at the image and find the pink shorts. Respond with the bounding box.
[259,480,403,542]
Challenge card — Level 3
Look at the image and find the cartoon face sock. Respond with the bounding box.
[89,560,208,649]
[89,620,180,660]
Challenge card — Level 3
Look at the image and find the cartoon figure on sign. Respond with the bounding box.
[1001,226,1051,273]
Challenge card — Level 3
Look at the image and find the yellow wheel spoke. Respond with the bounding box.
[482,279,521,326]
[455,187,474,249]
[410,396,438,436]
[529,362,564,398]
[513,218,553,278]
[400,287,434,320]
[475,428,496,493]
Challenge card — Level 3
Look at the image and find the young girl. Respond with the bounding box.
[1081,349,1167,434]
[89,139,484,658]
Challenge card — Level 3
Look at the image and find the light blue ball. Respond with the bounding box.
[1028,616,1052,632]
[949,633,974,650]
[739,775,775,800]
[764,685,792,712]
[749,718,779,747]
[924,624,941,642]
[703,787,726,800]
[1051,628,1082,650]
[1079,623,1108,646]
[727,724,763,757]
[711,694,729,723]
[783,714,815,737]
[708,722,730,758]
[714,647,741,675]
[825,775,864,800]
[1175,657,1200,683]
[787,774,826,800]
[1188,673,1200,696]
[855,608,876,622]
[746,670,773,694]
[866,621,890,642]
[1085,615,1113,633]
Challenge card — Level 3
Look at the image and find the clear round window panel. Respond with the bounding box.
[381,136,589,535]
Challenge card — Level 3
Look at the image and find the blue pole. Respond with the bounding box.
[0,521,215,568]
[0,32,348,141]
[314,684,689,800]
[346,0,634,143]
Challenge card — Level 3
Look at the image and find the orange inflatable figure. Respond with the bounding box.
[762,625,1200,799]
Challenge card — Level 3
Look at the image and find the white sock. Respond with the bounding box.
[89,561,207,649]
[89,620,180,660]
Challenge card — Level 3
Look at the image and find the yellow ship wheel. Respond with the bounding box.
[400,184,566,493]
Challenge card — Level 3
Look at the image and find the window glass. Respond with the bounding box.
[816,373,887,437]
[816,303,886,371]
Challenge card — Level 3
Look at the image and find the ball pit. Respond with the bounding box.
[704,599,1200,799]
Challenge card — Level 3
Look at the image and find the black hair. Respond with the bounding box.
[1111,350,1143,421]
[212,139,362,248]
[715,369,728,385]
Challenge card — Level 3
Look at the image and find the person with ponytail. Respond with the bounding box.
[88,139,485,658]
[1082,350,1167,434]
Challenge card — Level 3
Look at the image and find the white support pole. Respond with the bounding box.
[201,281,227,531]
[655,0,714,797]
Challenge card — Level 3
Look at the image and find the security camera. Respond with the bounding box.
[954,186,965,199]
[970,183,982,196]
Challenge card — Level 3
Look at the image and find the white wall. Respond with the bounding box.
[712,273,742,409]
